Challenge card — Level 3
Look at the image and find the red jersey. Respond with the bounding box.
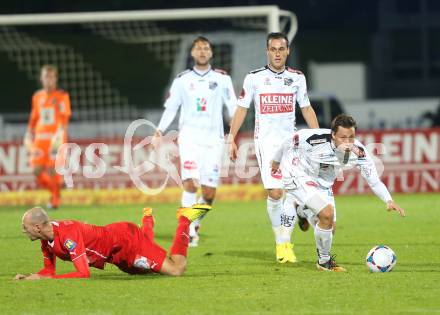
[37,220,166,279]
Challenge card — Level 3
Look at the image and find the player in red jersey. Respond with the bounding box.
[24,64,71,209]
[14,204,210,280]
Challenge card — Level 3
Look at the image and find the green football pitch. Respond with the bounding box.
[1,193,439,315]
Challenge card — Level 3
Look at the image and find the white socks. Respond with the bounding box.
[314,224,333,264]
[192,196,208,227]
[267,197,285,244]
[181,191,197,207]
[181,191,197,237]
[279,194,297,244]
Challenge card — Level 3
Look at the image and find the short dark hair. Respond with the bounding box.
[266,32,289,48]
[191,36,212,49]
[331,114,357,133]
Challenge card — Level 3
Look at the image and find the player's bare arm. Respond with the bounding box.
[386,200,406,217]
[228,106,248,161]
[301,105,319,128]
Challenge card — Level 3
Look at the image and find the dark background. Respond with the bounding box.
[1,0,439,115]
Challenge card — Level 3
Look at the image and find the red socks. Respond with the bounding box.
[141,215,155,240]
[170,217,191,257]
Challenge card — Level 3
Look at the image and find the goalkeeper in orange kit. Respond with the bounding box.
[24,65,71,209]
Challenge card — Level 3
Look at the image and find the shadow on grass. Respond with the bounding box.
[92,273,164,281]
[336,243,440,247]
[223,250,318,271]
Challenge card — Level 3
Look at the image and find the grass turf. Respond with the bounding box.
[1,193,439,314]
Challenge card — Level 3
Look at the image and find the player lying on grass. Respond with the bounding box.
[271,114,405,272]
[14,204,210,280]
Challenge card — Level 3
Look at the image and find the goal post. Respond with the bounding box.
[0,6,297,42]
[0,6,297,139]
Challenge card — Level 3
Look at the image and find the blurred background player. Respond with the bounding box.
[153,36,237,247]
[23,65,71,209]
[271,114,405,271]
[15,204,210,280]
[228,32,319,264]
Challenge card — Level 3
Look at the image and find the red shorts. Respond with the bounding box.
[106,223,167,274]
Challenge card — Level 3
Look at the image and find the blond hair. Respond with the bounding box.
[40,64,58,76]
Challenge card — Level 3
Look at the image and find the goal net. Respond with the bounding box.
[0,6,297,140]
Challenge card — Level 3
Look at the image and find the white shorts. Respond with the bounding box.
[178,135,223,188]
[255,140,283,189]
[285,176,336,225]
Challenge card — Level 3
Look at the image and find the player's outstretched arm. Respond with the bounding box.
[386,200,406,217]
[15,243,58,280]
[51,252,91,279]
[356,144,406,218]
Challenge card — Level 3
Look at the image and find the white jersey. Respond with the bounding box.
[273,128,392,202]
[160,67,236,142]
[237,65,311,142]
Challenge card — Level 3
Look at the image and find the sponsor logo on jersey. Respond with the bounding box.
[305,181,318,187]
[209,81,218,90]
[196,97,207,111]
[293,134,299,147]
[292,157,300,166]
[352,145,366,158]
[133,255,151,270]
[284,78,293,86]
[64,239,77,251]
[259,93,294,114]
[310,138,327,144]
[183,160,197,170]
[271,168,282,179]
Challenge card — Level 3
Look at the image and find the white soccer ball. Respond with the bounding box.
[366,245,397,273]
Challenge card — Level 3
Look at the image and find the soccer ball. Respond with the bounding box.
[365,245,397,273]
